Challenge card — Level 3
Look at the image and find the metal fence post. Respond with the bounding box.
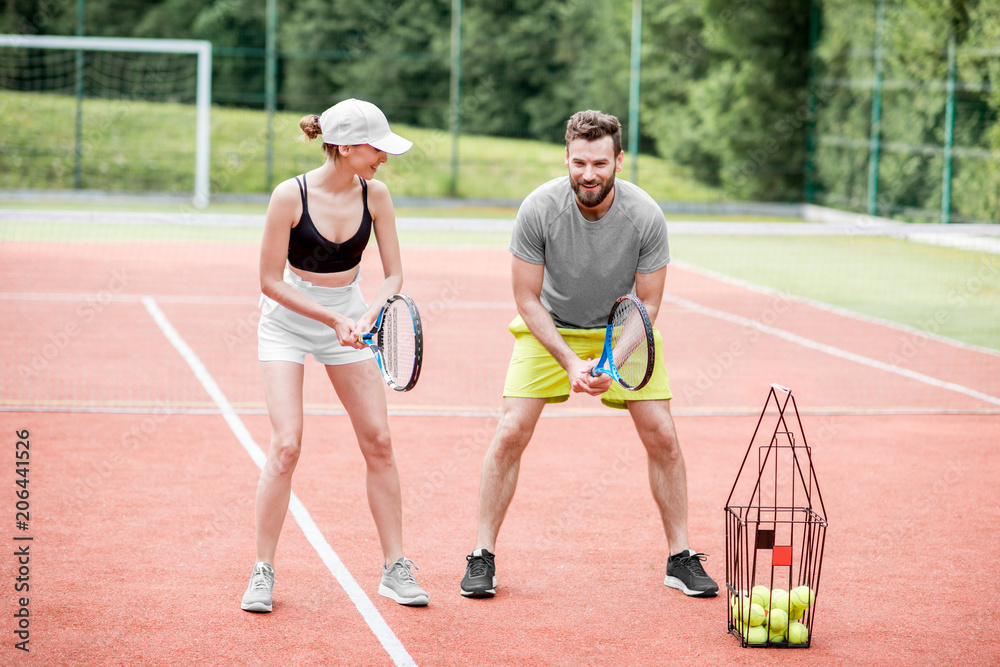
[265,0,277,192]
[74,0,85,190]
[804,0,820,204]
[448,0,463,198]
[627,0,642,185]
[866,0,886,217]
[941,29,956,225]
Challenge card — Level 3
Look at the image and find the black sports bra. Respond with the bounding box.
[287,175,372,273]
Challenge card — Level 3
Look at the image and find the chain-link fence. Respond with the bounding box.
[808,0,999,224]
[1,0,998,220]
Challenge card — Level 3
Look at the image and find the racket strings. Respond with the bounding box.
[610,302,650,388]
[381,301,418,385]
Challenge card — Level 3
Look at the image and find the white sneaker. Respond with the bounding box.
[378,557,429,606]
[241,562,274,612]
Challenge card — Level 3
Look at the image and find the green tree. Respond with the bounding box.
[642,0,812,201]
[811,0,997,222]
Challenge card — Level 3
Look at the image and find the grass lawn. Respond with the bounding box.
[3,211,996,351]
[0,90,721,203]
[672,234,1000,351]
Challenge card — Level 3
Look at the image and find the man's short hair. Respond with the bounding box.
[565,110,623,157]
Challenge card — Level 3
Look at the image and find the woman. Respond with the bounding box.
[242,98,428,612]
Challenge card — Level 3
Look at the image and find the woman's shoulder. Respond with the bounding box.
[269,175,302,196]
[364,177,395,211]
[265,176,305,224]
[365,176,391,197]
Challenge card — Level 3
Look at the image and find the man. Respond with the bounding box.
[460,110,718,599]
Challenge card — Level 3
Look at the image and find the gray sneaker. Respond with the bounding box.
[241,562,275,612]
[378,557,429,606]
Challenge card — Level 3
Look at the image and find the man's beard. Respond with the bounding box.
[571,172,615,209]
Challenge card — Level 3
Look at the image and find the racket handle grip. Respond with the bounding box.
[360,332,374,345]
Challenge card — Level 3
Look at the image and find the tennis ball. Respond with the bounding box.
[748,625,769,644]
[790,585,816,611]
[768,588,790,614]
[767,607,789,634]
[768,628,787,644]
[750,584,771,608]
[729,593,745,618]
[789,606,806,621]
[787,621,809,644]
[734,598,766,627]
[745,624,769,645]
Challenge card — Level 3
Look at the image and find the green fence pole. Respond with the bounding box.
[73,0,84,189]
[627,0,642,184]
[866,0,886,217]
[941,30,956,225]
[265,0,277,192]
[448,0,463,198]
[804,0,820,204]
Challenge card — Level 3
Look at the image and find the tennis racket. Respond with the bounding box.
[360,294,423,391]
[589,294,655,391]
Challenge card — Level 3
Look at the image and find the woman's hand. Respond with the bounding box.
[330,314,367,350]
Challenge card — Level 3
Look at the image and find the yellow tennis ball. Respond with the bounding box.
[787,621,809,644]
[730,594,746,618]
[745,624,769,645]
[768,607,789,634]
[768,588,790,614]
[768,628,787,643]
[790,585,816,611]
[734,598,766,626]
[750,584,770,608]
[789,606,806,621]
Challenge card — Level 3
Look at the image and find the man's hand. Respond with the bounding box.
[568,357,613,396]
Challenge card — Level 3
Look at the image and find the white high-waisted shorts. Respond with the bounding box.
[257,267,375,365]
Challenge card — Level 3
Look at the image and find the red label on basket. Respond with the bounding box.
[773,545,792,567]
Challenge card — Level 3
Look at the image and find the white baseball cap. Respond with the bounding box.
[319,98,413,155]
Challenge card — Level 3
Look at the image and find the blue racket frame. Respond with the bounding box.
[590,294,655,391]
[361,294,423,391]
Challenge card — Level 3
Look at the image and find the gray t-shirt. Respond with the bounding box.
[509,176,670,329]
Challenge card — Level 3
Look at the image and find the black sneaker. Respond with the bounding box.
[460,548,496,597]
[664,550,719,597]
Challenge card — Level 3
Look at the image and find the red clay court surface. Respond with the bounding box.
[1,237,999,665]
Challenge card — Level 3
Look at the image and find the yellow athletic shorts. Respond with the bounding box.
[502,315,673,409]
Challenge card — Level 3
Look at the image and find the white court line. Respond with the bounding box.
[0,292,254,305]
[140,296,417,667]
[673,259,1000,359]
[0,292,513,310]
[665,293,1000,408]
